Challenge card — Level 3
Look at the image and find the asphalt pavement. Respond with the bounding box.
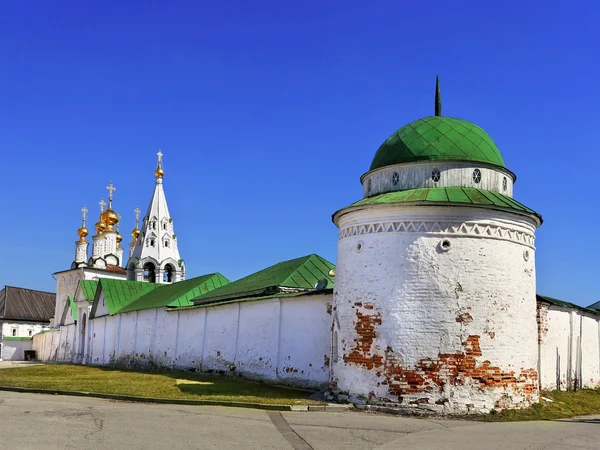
[1,391,599,449]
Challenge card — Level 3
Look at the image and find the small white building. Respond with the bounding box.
[0,286,54,360]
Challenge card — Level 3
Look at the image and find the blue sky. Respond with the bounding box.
[0,1,598,305]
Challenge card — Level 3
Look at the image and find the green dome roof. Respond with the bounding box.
[370,116,505,171]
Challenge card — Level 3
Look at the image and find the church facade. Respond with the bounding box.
[35,82,600,414]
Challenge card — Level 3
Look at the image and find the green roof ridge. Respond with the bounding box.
[68,295,78,321]
[116,273,231,314]
[192,254,335,304]
[80,280,99,301]
[342,188,541,223]
[99,279,162,315]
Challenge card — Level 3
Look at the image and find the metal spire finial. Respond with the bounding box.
[435,75,442,116]
[99,199,106,213]
[134,207,141,226]
[81,205,88,226]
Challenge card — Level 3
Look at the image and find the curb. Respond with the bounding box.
[0,386,352,412]
[0,386,292,411]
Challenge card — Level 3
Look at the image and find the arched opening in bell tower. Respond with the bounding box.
[163,264,175,283]
[143,263,156,283]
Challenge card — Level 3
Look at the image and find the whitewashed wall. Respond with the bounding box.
[35,295,332,389]
[332,206,540,414]
[1,339,33,360]
[538,304,600,390]
[2,322,49,339]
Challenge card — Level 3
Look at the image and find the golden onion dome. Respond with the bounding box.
[116,231,123,242]
[77,226,89,241]
[131,226,141,240]
[155,165,164,179]
[101,208,119,230]
[95,219,107,235]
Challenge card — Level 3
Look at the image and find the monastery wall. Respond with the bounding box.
[538,304,600,390]
[35,294,331,388]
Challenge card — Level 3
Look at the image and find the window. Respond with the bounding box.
[12,328,17,336]
[28,330,33,337]
[150,239,155,247]
[473,169,482,184]
[367,179,372,194]
[392,172,400,185]
[163,223,167,230]
[431,169,441,182]
[502,177,507,191]
[165,240,169,248]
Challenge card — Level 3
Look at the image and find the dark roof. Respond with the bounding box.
[537,295,600,317]
[0,286,55,322]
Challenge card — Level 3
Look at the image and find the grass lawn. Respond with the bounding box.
[487,389,600,421]
[0,364,324,406]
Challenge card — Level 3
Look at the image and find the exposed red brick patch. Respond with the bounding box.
[344,306,538,406]
[488,332,495,339]
[343,304,383,371]
[456,312,473,324]
[536,303,549,344]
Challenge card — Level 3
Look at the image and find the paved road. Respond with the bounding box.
[1,392,599,449]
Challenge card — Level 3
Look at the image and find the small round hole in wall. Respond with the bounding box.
[356,241,363,253]
[523,249,530,261]
[440,239,451,252]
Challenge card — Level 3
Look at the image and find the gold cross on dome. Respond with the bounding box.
[81,205,88,223]
[99,199,106,213]
[106,181,116,200]
[157,150,163,164]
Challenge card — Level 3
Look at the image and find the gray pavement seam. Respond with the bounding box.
[267,411,314,450]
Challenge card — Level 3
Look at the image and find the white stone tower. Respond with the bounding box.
[72,206,89,268]
[331,78,542,414]
[126,151,185,283]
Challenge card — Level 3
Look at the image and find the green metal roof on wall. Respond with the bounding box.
[192,254,335,304]
[80,280,99,301]
[370,116,505,171]
[341,187,541,223]
[537,295,600,317]
[116,273,230,314]
[99,279,162,315]
[2,336,33,341]
[68,295,78,321]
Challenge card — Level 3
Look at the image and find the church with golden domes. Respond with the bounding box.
[53,151,185,327]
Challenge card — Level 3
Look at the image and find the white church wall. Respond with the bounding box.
[2,322,49,339]
[34,293,332,388]
[134,309,157,365]
[202,303,240,372]
[236,300,280,379]
[1,339,33,360]
[152,308,179,367]
[538,304,600,391]
[279,297,332,386]
[173,308,205,369]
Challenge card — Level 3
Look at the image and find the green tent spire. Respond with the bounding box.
[435,75,442,116]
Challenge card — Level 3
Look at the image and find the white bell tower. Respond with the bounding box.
[126,151,185,283]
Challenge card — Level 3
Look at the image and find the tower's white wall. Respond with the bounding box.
[332,205,539,413]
